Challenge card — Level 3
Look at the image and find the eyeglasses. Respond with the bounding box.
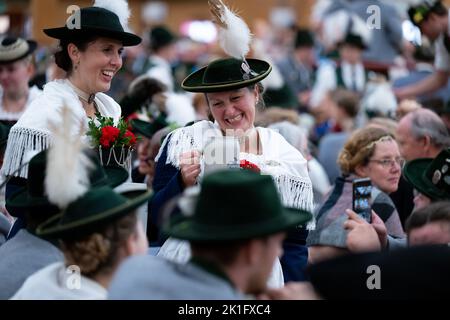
[369,157,405,168]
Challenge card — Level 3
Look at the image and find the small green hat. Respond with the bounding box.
[338,33,367,50]
[403,148,450,201]
[295,29,314,49]
[181,58,272,93]
[6,150,129,211]
[149,26,176,51]
[131,115,168,140]
[166,170,312,242]
[36,186,153,239]
[264,83,298,109]
[43,6,141,46]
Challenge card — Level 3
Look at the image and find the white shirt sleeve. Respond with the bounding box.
[434,35,450,72]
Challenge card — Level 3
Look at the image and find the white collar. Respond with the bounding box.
[65,79,96,104]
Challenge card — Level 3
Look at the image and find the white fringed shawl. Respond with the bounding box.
[156,120,314,215]
[1,80,121,178]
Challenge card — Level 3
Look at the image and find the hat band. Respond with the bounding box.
[0,39,30,61]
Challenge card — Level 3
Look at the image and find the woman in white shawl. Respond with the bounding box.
[151,0,314,288]
[1,0,141,236]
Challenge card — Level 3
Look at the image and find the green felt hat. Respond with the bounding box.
[36,186,153,239]
[181,58,272,93]
[131,115,168,140]
[264,83,298,109]
[408,0,440,27]
[149,26,176,51]
[43,6,141,46]
[6,150,128,211]
[338,33,367,50]
[403,148,450,201]
[0,37,37,64]
[166,170,312,242]
[295,29,314,49]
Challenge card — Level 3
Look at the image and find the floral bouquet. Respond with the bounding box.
[86,113,137,171]
[240,160,261,174]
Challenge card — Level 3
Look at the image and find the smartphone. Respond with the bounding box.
[352,177,372,223]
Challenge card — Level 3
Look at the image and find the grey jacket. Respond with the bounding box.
[0,214,11,247]
[108,255,247,300]
[0,229,63,299]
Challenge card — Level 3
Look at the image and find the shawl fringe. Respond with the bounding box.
[1,127,51,178]
[155,128,200,169]
[273,174,315,230]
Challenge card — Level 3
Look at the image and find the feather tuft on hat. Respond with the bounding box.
[209,0,252,59]
[45,103,93,209]
[94,0,131,31]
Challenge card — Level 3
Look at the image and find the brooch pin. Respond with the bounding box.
[432,170,442,185]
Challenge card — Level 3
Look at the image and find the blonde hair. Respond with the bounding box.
[338,127,394,175]
[62,213,138,277]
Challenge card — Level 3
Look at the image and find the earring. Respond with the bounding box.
[74,61,80,70]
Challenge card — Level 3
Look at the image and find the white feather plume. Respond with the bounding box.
[209,0,252,59]
[45,103,93,209]
[94,0,131,31]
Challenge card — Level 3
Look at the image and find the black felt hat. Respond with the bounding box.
[44,6,141,46]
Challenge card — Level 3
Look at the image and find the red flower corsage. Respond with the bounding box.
[240,160,261,174]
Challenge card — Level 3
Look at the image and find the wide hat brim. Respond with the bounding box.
[0,40,37,64]
[403,158,449,200]
[167,208,312,242]
[6,166,128,210]
[44,27,141,47]
[36,189,153,239]
[182,58,272,93]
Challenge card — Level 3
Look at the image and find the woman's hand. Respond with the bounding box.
[344,209,382,253]
[179,150,201,188]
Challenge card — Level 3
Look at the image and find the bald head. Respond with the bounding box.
[396,109,450,161]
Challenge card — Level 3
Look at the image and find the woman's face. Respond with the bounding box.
[206,87,258,134]
[0,59,32,95]
[358,140,402,194]
[137,137,152,175]
[71,37,123,93]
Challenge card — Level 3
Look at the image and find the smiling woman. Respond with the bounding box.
[1,0,141,237]
[307,127,405,263]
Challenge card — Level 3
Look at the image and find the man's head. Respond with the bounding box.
[408,0,448,41]
[191,232,285,295]
[406,201,450,246]
[148,25,177,62]
[294,29,315,66]
[338,34,366,65]
[166,170,312,294]
[396,108,450,161]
